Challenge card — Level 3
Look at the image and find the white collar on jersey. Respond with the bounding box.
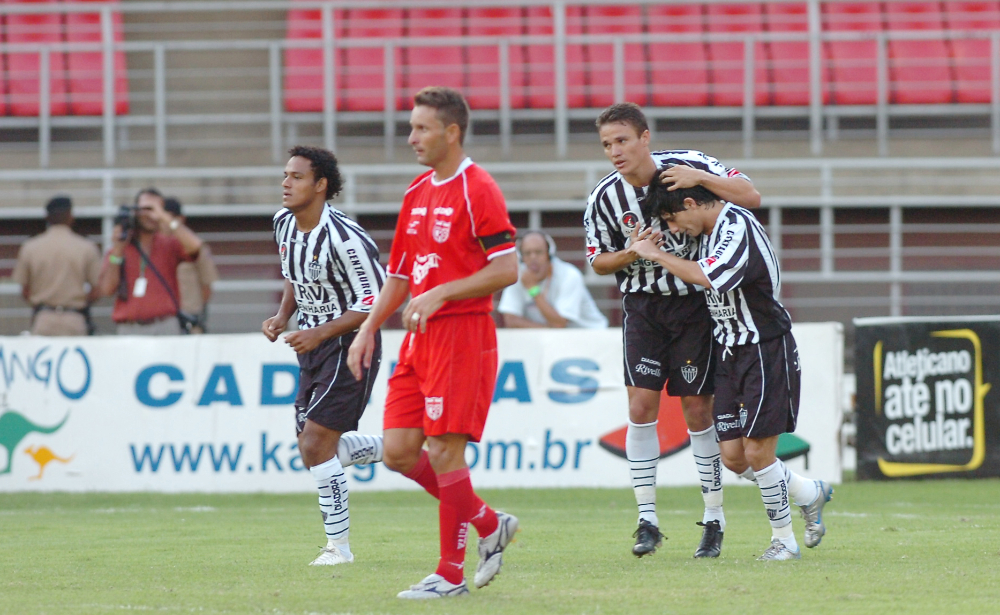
[430,157,474,186]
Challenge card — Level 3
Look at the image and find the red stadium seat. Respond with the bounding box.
[522,6,556,109]
[705,3,769,106]
[577,5,646,107]
[403,8,464,102]
[282,3,329,113]
[944,2,1000,103]
[823,2,881,105]
[564,5,587,108]
[647,4,710,107]
[466,7,524,109]
[885,2,955,103]
[64,0,129,115]
[5,0,69,116]
[340,9,405,111]
[765,2,825,105]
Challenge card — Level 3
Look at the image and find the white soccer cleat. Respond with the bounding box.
[397,574,469,599]
[757,538,801,561]
[309,546,354,566]
[474,511,519,589]
[800,480,833,548]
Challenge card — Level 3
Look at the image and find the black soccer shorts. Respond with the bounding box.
[294,330,381,435]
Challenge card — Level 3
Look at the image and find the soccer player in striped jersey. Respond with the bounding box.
[585,103,761,559]
[632,178,834,561]
[262,146,386,567]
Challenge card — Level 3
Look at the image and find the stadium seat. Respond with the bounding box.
[765,1,825,106]
[823,2,881,105]
[564,5,587,108]
[402,8,465,103]
[282,2,328,113]
[577,5,647,107]
[705,3,770,106]
[466,7,524,109]
[64,0,130,115]
[5,0,69,116]
[944,2,1000,103]
[339,9,405,111]
[522,6,556,108]
[647,4,710,107]
[885,2,955,104]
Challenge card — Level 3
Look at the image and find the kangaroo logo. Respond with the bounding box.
[0,408,70,475]
[23,445,74,480]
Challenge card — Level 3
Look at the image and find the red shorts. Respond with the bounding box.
[383,312,497,442]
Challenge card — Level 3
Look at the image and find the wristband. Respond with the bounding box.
[527,285,542,298]
[108,254,123,265]
[169,218,181,231]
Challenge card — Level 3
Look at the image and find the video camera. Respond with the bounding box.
[113,204,138,241]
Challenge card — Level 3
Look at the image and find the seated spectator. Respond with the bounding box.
[97,188,202,335]
[163,197,218,333]
[13,196,101,336]
[498,230,608,329]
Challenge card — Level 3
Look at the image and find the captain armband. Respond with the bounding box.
[478,230,514,253]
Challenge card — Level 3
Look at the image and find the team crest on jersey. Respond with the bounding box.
[620,211,639,231]
[681,363,698,384]
[412,253,441,284]
[425,397,444,420]
[307,259,323,282]
[739,407,748,428]
[432,219,451,243]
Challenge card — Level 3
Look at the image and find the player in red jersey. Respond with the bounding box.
[347,86,520,599]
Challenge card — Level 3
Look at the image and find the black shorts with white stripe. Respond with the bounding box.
[622,292,715,396]
[294,330,382,435]
[712,330,801,442]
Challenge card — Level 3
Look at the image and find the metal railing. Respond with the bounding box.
[1,0,999,166]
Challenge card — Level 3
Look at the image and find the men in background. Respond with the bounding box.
[348,86,519,599]
[263,145,386,567]
[584,102,761,559]
[498,230,608,329]
[97,188,202,335]
[632,177,833,561]
[164,197,219,333]
[13,196,101,336]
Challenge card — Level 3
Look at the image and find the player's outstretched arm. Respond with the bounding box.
[403,252,518,334]
[348,276,409,380]
[630,235,712,288]
[262,280,296,342]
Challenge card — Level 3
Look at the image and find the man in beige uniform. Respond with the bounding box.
[13,196,101,336]
[164,198,218,333]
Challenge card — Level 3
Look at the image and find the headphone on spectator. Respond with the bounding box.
[517,230,557,261]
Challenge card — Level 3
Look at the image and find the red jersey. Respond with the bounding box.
[388,158,516,318]
[108,233,194,323]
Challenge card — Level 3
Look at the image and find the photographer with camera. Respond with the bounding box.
[97,188,202,335]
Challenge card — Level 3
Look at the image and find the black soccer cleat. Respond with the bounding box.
[632,519,665,557]
[693,520,724,558]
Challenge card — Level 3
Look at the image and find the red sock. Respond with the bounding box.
[434,468,499,584]
[403,450,439,499]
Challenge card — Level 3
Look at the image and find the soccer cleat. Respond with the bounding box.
[693,520,724,558]
[800,480,833,548]
[309,546,353,566]
[632,519,665,557]
[757,538,801,561]
[397,574,470,599]
[475,511,519,589]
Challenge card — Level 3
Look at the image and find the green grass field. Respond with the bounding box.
[2,479,998,615]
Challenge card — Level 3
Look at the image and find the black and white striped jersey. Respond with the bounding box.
[697,203,791,347]
[584,149,752,295]
[273,203,385,331]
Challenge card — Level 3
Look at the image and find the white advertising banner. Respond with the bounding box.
[0,324,842,493]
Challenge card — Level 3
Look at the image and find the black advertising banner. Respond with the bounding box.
[855,317,1000,480]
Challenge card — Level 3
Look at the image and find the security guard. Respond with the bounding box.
[13,196,102,336]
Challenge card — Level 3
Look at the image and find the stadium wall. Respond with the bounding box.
[0,325,843,493]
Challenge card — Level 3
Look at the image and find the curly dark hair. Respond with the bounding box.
[646,166,721,220]
[287,145,344,200]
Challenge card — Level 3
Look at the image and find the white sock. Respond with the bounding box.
[689,425,724,531]
[310,456,351,556]
[337,433,383,467]
[754,460,798,552]
[738,467,757,483]
[781,460,819,506]
[626,420,659,527]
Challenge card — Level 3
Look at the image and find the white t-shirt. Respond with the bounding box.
[498,258,608,329]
